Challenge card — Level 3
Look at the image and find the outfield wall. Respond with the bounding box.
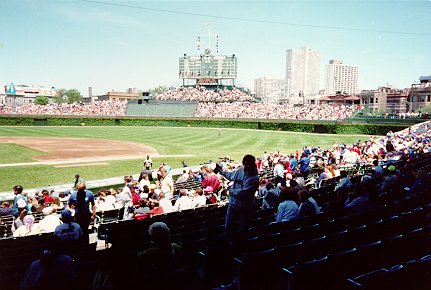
[126,100,198,117]
[0,115,416,135]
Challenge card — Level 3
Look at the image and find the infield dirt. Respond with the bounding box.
[0,137,159,163]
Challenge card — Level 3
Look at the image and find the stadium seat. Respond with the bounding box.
[277,241,309,270]
[232,247,277,290]
[326,229,355,253]
[244,232,281,253]
[280,227,303,245]
[302,235,330,261]
[282,256,336,290]
[357,240,385,274]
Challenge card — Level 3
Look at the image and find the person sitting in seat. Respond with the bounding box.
[175,169,190,184]
[20,234,77,290]
[38,205,61,233]
[173,189,193,211]
[136,222,185,274]
[0,201,13,216]
[262,182,280,210]
[275,188,299,223]
[13,214,41,237]
[345,185,371,216]
[191,188,207,208]
[202,165,221,193]
[334,170,352,194]
[298,190,317,218]
[54,210,83,242]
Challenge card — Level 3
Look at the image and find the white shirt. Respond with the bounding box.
[159,198,174,213]
[160,175,174,195]
[118,186,132,204]
[96,201,115,212]
[144,158,152,169]
[173,196,193,211]
[13,223,41,237]
[104,195,116,205]
[192,195,206,208]
[38,215,62,233]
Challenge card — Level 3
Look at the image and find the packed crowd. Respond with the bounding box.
[155,86,255,102]
[195,102,358,120]
[0,100,128,116]
[258,120,431,181]
[255,120,431,221]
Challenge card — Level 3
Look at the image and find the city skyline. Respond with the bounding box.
[325,59,359,95]
[1,0,430,96]
[286,46,320,98]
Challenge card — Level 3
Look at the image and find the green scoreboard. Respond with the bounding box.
[179,48,237,83]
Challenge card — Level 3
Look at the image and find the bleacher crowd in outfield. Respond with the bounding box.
[0,100,127,116]
[1,86,359,120]
[195,102,357,120]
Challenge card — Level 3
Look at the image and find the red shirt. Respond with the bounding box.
[150,206,164,216]
[44,196,53,204]
[202,173,220,192]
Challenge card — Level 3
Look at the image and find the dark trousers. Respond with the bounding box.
[300,169,310,180]
[75,212,91,245]
[224,205,251,246]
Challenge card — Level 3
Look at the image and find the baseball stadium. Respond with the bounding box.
[1,83,431,290]
[1,31,431,290]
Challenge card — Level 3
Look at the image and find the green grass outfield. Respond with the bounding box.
[0,126,370,191]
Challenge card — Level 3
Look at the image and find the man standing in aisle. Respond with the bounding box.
[217,154,259,245]
[67,182,95,245]
[12,185,28,218]
[160,168,174,200]
[298,152,311,180]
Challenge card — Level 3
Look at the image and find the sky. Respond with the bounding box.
[1,0,431,96]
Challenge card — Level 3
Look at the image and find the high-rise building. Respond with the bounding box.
[286,46,320,98]
[254,77,286,103]
[325,59,359,95]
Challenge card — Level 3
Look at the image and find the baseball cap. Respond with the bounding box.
[61,210,73,220]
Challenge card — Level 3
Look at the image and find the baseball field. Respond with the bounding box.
[0,126,370,192]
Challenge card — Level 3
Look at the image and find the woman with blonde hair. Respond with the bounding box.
[52,197,64,210]
[330,164,340,177]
